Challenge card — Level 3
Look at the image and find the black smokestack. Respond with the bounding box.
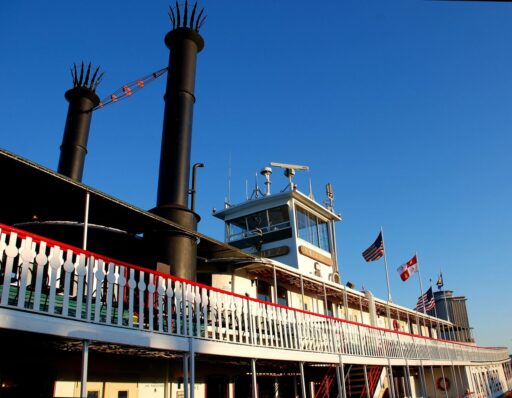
[150,1,206,281]
[57,62,103,181]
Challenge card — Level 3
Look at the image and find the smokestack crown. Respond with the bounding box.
[57,62,103,181]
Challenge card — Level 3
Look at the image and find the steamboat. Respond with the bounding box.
[0,2,510,398]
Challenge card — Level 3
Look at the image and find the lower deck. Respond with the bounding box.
[0,327,510,398]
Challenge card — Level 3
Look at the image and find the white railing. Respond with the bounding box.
[0,223,508,364]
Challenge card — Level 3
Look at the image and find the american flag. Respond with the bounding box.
[362,232,384,262]
[415,286,435,312]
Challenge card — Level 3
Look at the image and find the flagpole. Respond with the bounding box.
[416,252,426,315]
[380,226,393,330]
[381,226,393,303]
[440,272,454,341]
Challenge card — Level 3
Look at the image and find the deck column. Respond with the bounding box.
[335,363,343,398]
[80,340,89,398]
[430,366,438,398]
[387,364,396,398]
[82,191,90,250]
[338,355,347,398]
[363,365,371,398]
[300,275,305,310]
[440,365,449,398]
[299,361,307,398]
[418,366,428,398]
[183,353,189,398]
[251,358,258,398]
[404,365,413,398]
[190,339,195,398]
[451,364,460,398]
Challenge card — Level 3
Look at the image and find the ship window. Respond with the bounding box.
[277,286,287,306]
[296,207,331,252]
[247,210,267,232]
[257,280,272,302]
[228,217,248,239]
[227,205,290,242]
[268,206,289,227]
[326,300,334,317]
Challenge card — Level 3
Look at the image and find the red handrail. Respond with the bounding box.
[0,222,506,353]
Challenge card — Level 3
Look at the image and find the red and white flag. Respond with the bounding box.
[397,255,418,281]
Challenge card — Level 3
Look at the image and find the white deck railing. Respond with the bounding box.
[0,223,508,364]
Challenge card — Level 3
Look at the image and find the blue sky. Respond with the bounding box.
[1,1,511,352]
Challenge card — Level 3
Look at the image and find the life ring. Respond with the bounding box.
[393,319,399,331]
[436,377,450,391]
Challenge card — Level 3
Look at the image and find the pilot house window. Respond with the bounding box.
[296,207,331,252]
[227,205,291,242]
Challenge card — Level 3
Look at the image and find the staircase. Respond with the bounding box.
[315,366,336,398]
[347,365,383,398]
[314,365,383,398]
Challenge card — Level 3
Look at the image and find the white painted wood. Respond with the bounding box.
[93,259,105,323]
[47,246,63,314]
[127,268,136,328]
[17,237,35,308]
[33,241,47,312]
[85,257,95,321]
[75,253,87,320]
[201,287,208,339]
[157,276,165,333]
[1,232,18,305]
[117,266,126,326]
[137,271,146,330]
[175,281,182,335]
[106,262,116,325]
[147,273,155,332]
[166,279,174,334]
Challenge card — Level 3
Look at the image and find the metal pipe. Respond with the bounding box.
[190,339,195,398]
[190,162,204,212]
[184,353,189,398]
[82,191,90,250]
[440,365,448,398]
[251,358,258,398]
[80,340,89,398]
[363,365,371,398]
[299,361,307,398]
[430,366,438,398]
[335,363,343,398]
[272,264,278,304]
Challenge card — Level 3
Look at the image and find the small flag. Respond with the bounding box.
[362,232,384,262]
[415,286,435,312]
[436,273,444,290]
[397,255,418,281]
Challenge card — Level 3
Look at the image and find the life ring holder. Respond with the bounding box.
[436,377,450,391]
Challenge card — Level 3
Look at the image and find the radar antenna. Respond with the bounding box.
[270,162,310,192]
